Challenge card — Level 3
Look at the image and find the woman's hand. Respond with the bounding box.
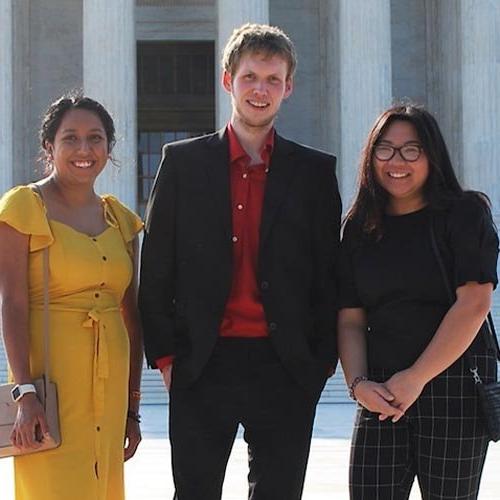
[354,380,404,421]
[121,235,144,462]
[11,393,50,450]
[124,417,142,461]
[382,368,426,419]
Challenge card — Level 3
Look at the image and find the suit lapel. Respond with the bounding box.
[204,128,232,243]
[259,134,296,250]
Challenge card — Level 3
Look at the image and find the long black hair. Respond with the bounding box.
[346,103,491,238]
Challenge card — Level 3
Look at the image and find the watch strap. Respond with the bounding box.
[11,383,37,402]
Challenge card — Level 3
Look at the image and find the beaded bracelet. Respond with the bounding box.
[127,410,141,423]
[348,376,368,400]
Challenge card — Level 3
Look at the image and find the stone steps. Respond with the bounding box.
[138,368,349,405]
[2,297,499,403]
[0,343,348,403]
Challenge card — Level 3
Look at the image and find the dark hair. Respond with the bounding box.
[39,91,116,172]
[222,23,297,79]
[346,102,492,238]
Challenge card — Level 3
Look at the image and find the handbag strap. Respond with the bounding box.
[428,214,500,386]
[42,244,50,389]
[486,310,500,355]
[29,184,51,401]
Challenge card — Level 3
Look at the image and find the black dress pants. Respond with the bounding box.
[169,338,322,500]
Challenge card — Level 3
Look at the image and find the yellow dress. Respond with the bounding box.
[0,186,143,500]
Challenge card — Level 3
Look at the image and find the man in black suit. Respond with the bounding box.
[139,23,341,500]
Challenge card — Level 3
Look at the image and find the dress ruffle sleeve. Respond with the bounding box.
[102,194,143,255]
[0,185,54,252]
[447,196,499,289]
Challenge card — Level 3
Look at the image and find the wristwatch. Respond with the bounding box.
[11,383,37,402]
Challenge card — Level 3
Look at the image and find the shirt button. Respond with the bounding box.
[265,168,269,173]
[269,322,277,331]
[237,204,244,210]
[100,282,105,287]
[232,236,238,243]
[96,426,100,432]
[94,293,100,298]
[242,173,248,179]
[261,281,269,290]
[102,256,107,261]
[92,238,97,242]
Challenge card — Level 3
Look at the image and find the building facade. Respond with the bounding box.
[1,0,499,402]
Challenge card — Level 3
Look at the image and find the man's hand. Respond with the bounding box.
[161,364,173,391]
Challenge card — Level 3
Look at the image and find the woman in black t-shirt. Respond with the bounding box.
[338,103,499,500]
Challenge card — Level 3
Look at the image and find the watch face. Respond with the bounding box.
[11,386,21,401]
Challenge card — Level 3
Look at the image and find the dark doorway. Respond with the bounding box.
[137,41,215,214]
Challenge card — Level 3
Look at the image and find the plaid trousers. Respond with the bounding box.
[350,352,497,500]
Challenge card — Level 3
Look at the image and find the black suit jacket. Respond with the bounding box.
[139,128,342,394]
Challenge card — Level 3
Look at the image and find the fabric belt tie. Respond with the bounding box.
[82,307,119,418]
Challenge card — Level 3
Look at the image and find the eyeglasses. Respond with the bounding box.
[374,143,423,162]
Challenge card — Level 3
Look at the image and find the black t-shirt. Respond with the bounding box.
[339,197,499,371]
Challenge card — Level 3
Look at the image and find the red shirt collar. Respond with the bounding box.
[227,123,275,165]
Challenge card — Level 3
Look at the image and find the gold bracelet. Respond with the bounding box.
[130,390,141,400]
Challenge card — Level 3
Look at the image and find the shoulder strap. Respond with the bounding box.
[429,215,500,362]
[29,184,52,398]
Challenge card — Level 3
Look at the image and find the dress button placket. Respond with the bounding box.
[91,235,108,294]
[88,234,107,481]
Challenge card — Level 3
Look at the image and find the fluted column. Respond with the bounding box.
[460,0,500,321]
[460,0,499,217]
[216,0,269,128]
[425,0,463,178]
[337,0,392,207]
[83,0,137,210]
[0,0,13,194]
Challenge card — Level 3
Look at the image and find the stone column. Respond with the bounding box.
[460,1,500,216]
[323,1,341,185]
[83,0,137,210]
[337,0,392,207]
[0,0,13,194]
[426,0,500,334]
[460,0,500,321]
[216,0,269,128]
[425,0,463,178]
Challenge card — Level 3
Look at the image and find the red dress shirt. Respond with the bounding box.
[220,124,274,337]
[156,126,274,371]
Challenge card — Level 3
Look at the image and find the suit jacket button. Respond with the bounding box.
[269,322,277,331]
[261,281,269,290]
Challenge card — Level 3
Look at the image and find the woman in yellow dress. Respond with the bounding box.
[0,94,144,499]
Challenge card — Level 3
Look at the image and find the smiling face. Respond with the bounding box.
[223,51,293,131]
[373,120,430,214]
[45,108,109,186]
